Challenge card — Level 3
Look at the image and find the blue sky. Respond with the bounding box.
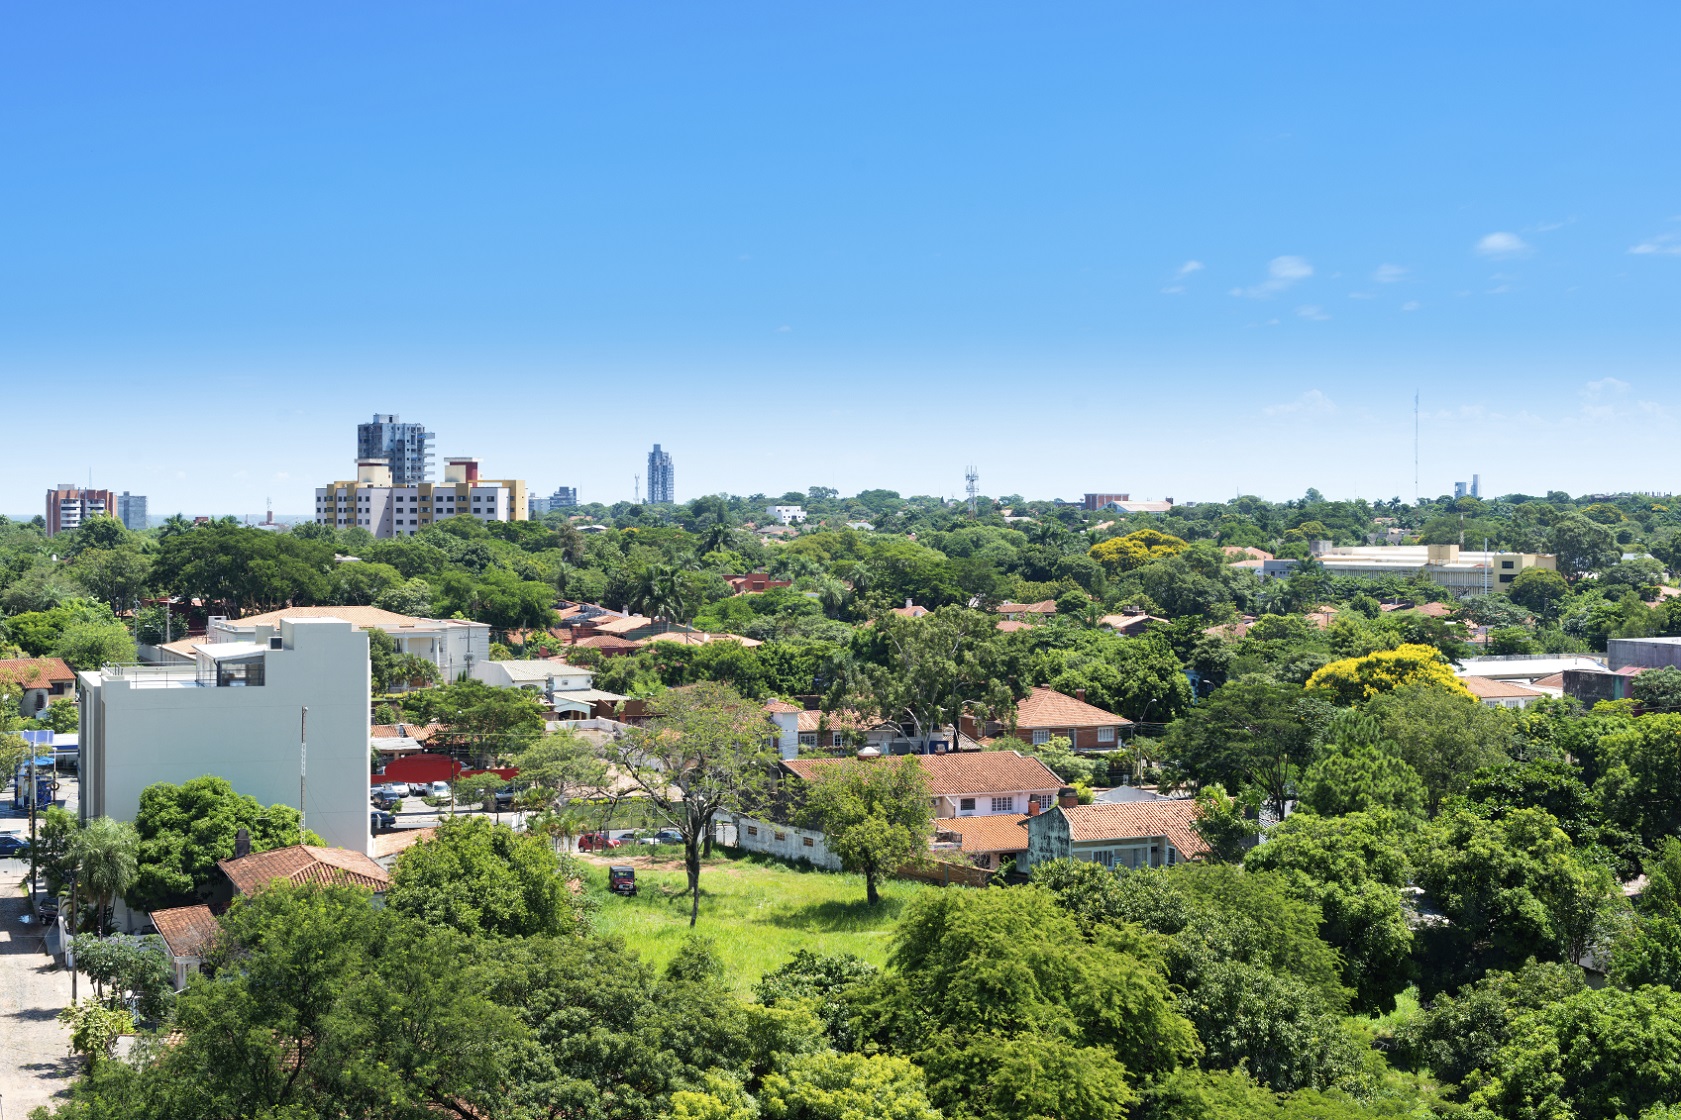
[4,3,1680,516]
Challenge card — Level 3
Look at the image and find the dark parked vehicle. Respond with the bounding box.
[0,835,30,858]
[370,809,396,833]
[371,794,399,811]
[653,829,683,845]
[578,832,621,852]
[608,865,637,896]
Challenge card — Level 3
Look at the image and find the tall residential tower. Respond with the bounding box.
[356,414,435,487]
[646,444,675,504]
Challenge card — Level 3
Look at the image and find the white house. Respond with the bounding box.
[782,751,1062,818]
[78,617,372,859]
[765,504,806,525]
[470,659,623,717]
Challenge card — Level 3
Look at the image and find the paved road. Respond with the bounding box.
[0,862,76,1117]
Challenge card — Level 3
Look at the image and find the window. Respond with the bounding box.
[774,831,786,841]
[1502,560,1515,569]
[802,837,814,848]
[991,796,1014,813]
[1094,849,1115,868]
[1499,574,1515,583]
[798,733,816,747]
[1031,794,1051,811]
[1031,729,1050,745]
[959,797,976,812]
[746,825,758,837]
[1097,726,1116,743]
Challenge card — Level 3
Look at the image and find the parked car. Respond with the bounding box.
[370,809,396,833]
[493,787,516,809]
[653,829,683,845]
[371,792,400,811]
[608,865,638,896]
[428,780,452,798]
[0,835,30,858]
[384,782,412,798]
[577,832,621,852]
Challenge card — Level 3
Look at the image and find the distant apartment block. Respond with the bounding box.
[357,414,435,487]
[1262,542,1555,592]
[529,486,579,516]
[45,486,114,537]
[116,492,148,531]
[1083,492,1175,514]
[314,456,526,538]
[1454,475,1482,499]
[79,616,371,859]
[647,444,675,504]
[765,504,806,525]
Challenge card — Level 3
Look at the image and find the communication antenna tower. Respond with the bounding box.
[965,466,979,515]
[1413,391,1420,504]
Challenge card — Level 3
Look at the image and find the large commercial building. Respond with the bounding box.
[45,486,114,537]
[529,486,579,516]
[314,456,526,538]
[647,444,675,504]
[116,492,148,532]
[356,414,435,487]
[78,616,372,856]
[1260,543,1556,593]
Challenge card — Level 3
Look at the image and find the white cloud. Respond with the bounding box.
[1583,377,1630,398]
[1401,300,1421,312]
[1162,259,1205,294]
[1176,260,1204,277]
[1232,255,1313,298]
[274,471,290,480]
[1630,232,1681,255]
[1264,389,1336,417]
[1297,305,1330,321]
[1372,263,1408,283]
[775,325,792,333]
[1475,232,1531,258]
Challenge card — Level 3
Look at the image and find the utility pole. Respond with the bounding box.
[299,707,309,836]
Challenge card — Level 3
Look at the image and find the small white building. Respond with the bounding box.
[470,659,623,718]
[79,617,372,856]
[765,504,806,525]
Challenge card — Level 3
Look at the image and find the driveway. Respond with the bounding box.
[0,862,76,1116]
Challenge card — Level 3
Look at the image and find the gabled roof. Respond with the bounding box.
[1014,686,1132,730]
[1461,676,1545,700]
[783,751,1061,797]
[997,600,1057,615]
[150,904,217,959]
[592,614,655,635]
[764,700,803,714]
[218,845,391,896]
[1097,613,1167,633]
[1053,800,1207,858]
[0,657,75,690]
[638,630,763,648]
[569,634,642,651]
[995,619,1035,632]
[1222,546,1274,561]
[935,814,1030,853]
[221,605,479,631]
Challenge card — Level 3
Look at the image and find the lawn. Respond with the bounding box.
[579,849,927,991]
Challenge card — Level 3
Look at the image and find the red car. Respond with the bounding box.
[577,832,622,852]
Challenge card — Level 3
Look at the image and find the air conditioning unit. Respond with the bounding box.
[268,636,284,650]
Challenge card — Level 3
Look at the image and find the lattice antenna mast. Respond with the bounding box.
[965,466,979,515]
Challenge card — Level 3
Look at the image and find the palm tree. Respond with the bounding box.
[72,817,139,935]
[630,564,690,628]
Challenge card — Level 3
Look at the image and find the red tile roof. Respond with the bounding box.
[995,619,1035,632]
[783,751,1061,797]
[570,634,642,652]
[1461,676,1545,700]
[1222,546,1274,561]
[150,904,217,959]
[0,657,75,690]
[764,700,803,714]
[218,845,391,896]
[1530,672,1566,691]
[1013,686,1132,730]
[997,600,1057,615]
[1413,602,1454,618]
[1056,800,1208,858]
[936,814,1030,853]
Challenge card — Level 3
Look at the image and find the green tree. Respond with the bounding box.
[1365,683,1517,811]
[1297,741,1426,818]
[57,998,134,1070]
[1394,959,1586,1089]
[70,933,174,1020]
[1161,675,1323,822]
[1192,784,1259,862]
[128,776,313,912]
[755,951,879,1051]
[799,756,932,904]
[607,681,780,926]
[1549,514,1620,582]
[1596,713,1681,857]
[1507,565,1571,618]
[1633,666,1681,712]
[386,816,585,938]
[72,816,139,934]
[759,1052,941,1120]
[848,605,1014,750]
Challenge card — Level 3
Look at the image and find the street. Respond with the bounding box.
[0,780,76,1117]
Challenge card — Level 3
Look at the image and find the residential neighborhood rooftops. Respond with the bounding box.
[782,750,1061,797]
[150,904,218,960]
[218,845,392,896]
[0,657,75,690]
[935,814,1030,854]
[1014,685,1132,729]
[1056,800,1208,858]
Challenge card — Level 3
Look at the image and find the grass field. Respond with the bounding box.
[579,849,927,991]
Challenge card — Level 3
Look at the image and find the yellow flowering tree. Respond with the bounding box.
[1089,529,1188,574]
[1305,643,1471,707]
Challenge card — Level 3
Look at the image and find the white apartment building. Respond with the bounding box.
[78,617,372,859]
[1260,543,1556,592]
[315,456,527,538]
[765,504,806,525]
[163,606,490,684]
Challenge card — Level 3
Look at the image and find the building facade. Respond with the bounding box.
[765,504,806,525]
[314,456,526,538]
[78,617,372,856]
[356,413,435,487]
[1261,543,1555,592]
[647,444,674,504]
[176,605,490,685]
[1021,799,1207,873]
[529,486,579,516]
[45,486,115,537]
[116,492,148,531]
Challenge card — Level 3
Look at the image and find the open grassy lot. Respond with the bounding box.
[579,849,927,991]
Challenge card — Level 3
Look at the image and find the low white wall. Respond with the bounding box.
[721,815,843,870]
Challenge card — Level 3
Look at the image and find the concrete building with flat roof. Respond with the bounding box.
[1261,543,1556,593]
[315,455,526,538]
[356,413,434,487]
[78,617,372,859]
[45,486,114,537]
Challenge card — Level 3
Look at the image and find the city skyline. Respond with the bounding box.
[6,4,1681,513]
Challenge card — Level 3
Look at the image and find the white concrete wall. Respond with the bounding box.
[81,617,371,854]
[723,815,843,870]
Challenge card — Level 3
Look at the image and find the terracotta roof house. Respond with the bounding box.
[1413,602,1454,618]
[1460,675,1546,709]
[996,600,1057,621]
[782,751,1062,818]
[934,813,1030,870]
[0,657,75,717]
[370,721,443,755]
[637,630,763,649]
[1022,798,1207,873]
[1222,547,1274,561]
[1097,613,1167,638]
[725,573,792,595]
[995,619,1036,633]
[568,633,643,657]
[150,903,218,990]
[218,844,391,898]
[1528,672,1567,697]
[891,600,930,619]
[1005,686,1132,751]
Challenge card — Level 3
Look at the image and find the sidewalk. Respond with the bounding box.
[0,864,76,1116]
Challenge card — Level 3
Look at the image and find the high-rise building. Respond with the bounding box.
[529,486,579,517]
[45,486,115,537]
[314,456,527,538]
[116,492,148,532]
[646,444,675,504]
[356,413,435,487]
